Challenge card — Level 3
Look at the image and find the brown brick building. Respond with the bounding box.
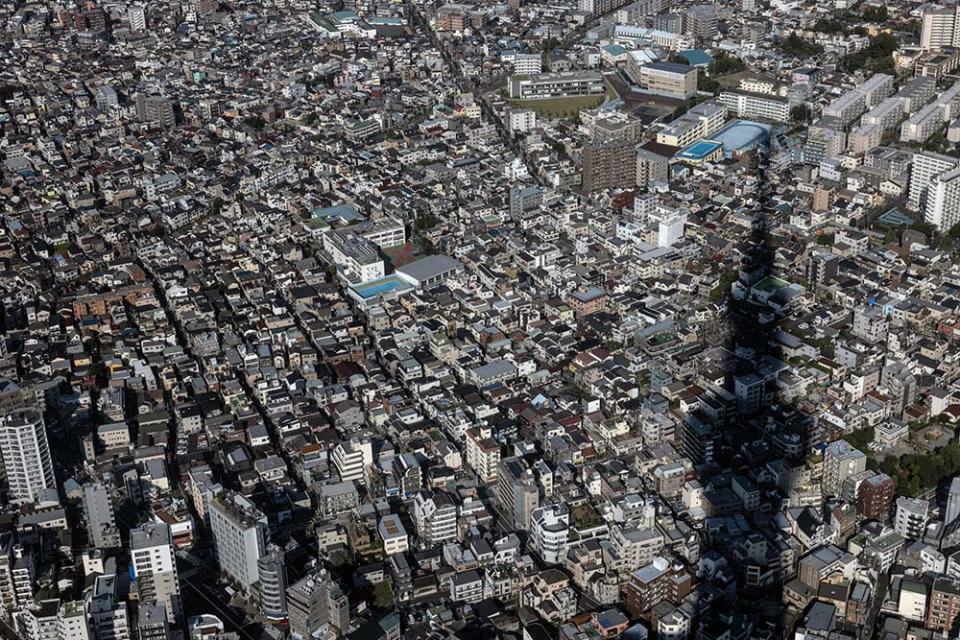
[858,473,895,521]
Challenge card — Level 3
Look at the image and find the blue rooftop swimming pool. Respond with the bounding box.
[678,139,723,161]
[350,275,409,299]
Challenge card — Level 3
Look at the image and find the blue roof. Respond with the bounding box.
[712,120,771,154]
[678,49,713,66]
[312,203,362,224]
[677,139,722,160]
[602,44,627,55]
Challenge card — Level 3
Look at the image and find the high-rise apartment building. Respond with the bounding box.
[331,439,372,484]
[582,142,637,193]
[258,545,288,622]
[130,522,181,624]
[928,577,960,632]
[128,5,147,30]
[921,6,960,51]
[465,427,501,483]
[17,600,59,640]
[683,4,717,39]
[209,492,269,589]
[412,491,458,545]
[894,497,929,539]
[947,477,960,527]
[531,504,570,564]
[497,457,540,531]
[57,601,91,640]
[822,440,866,498]
[909,151,958,213]
[134,94,176,128]
[82,482,121,549]
[286,571,350,640]
[857,473,895,521]
[136,601,168,640]
[0,409,55,503]
[924,165,960,232]
[90,559,131,640]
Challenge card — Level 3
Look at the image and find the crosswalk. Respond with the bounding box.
[180,566,203,581]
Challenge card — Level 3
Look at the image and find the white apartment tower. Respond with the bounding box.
[909,151,958,213]
[130,522,181,624]
[925,166,960,232]
[822,440,866,498]
[921,6,960,51]
[209,492,269,589]
[895,497,929,540]
[0,409,55,504]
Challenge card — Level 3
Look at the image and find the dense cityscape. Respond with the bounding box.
[4,0,960,639]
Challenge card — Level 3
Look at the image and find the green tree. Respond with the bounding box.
[708,52,746,76]
[780,33,823,57]
[813,18,844,34]
[791,104,811,123]
[862,5,888,22]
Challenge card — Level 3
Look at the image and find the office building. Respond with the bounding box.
[378,514,409,556]
[718,90,790,122]
[209,491,269,589]
[507,72,605,100]
[649,205,687,247]
[258,545,288,621]
[0,409,55,504]
[130,522,181,624]
[82,482,121,549]
[898,579,928,622]
[631,62,697,99]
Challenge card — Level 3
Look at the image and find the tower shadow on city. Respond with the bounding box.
[697,143,812,637]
